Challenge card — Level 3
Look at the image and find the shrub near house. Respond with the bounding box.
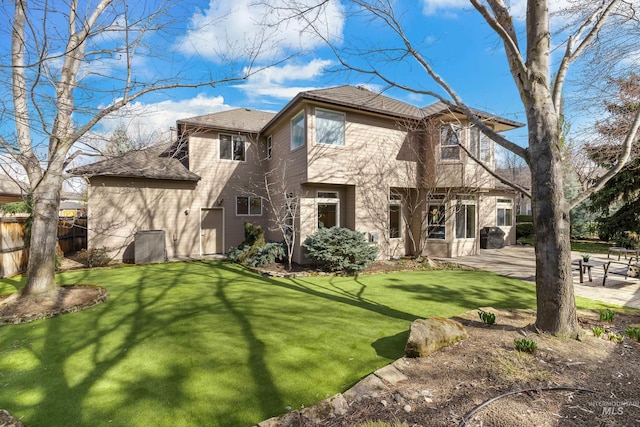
[303,227,378,274]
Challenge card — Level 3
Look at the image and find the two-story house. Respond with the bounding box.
[72,85,522,264]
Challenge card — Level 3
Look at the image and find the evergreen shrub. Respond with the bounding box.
[303,226,378,274]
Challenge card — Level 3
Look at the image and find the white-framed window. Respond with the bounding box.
[236,196,262,216]
[497,198,513,227]
[389,204,402,239]
[317,191,339,199]
[266,135,272,159]
[389,191,402,239]
[455,197,476,239]
[469,127,492,163]
[315,108,345,146]
[220,134,245,161]
[317,191,339,228]
[291,111,305,150]
[427,203,446,240]
[440,125,461,160]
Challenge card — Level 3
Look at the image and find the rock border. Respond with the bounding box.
[256,360,411,427]
[0,284,109,326]
[256,317,468,427]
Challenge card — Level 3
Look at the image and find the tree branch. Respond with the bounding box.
[569,103,640,208]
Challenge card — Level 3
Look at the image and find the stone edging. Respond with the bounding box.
[256,359,410,427]
[0,285,109,326]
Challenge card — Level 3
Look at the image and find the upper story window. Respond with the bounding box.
[266,135,272,159]
[291,111,305,150]
[440,125,460,160]
[470,127,492,163]
[220,134,245,161]
[315,108,345,146]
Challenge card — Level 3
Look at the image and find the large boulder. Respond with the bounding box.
[404,318,467,357]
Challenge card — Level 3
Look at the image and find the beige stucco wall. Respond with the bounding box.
[87,98,514,264]
[88,177,198,262]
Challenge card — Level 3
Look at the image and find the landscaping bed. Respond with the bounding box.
[313,308,640,427]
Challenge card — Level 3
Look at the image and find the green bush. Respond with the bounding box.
[516,223,535,240]
[516,214,533,223]
[246,242,285,267]
[227,223,284,267]
[303,226,378,274]
[228,223,266,265]
[614,231,640,249]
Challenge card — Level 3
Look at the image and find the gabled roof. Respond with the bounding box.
[262,85,524,132]
[70,144,200,182]
[177,108,276,133]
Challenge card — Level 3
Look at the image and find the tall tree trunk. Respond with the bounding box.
[527,99,579,336]
[21,173,63,296]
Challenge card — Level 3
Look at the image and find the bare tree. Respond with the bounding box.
[260,162,301,270]
[0,0,285,302]
[282,0,640,335]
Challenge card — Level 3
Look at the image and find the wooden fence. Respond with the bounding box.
[0,217,87,278]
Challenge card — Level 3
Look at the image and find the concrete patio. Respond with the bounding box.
[440,246,640,309]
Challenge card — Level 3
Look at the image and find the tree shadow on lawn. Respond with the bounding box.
[0,261,262,427]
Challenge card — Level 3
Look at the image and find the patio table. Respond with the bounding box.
[608,246,640,261]
[572,258,611,286]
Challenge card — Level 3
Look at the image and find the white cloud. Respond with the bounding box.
[237,58,333,99]
[176,0,345,62]
[421,0,570,21]
[83,93,232,151]
[422,0,469,17]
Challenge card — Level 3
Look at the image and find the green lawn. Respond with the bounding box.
[0,261,619,427]
[518,236,612,255]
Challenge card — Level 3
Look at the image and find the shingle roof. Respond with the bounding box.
[69,144,201,181]
[262,85,524,131]
[177,108,276,133]
[301,85,424,119]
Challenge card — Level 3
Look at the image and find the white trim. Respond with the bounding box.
[314,107,346,146]
[316,190,339,199]
[266,135,272,159]
[219,133,246,162]
[291,110,305,150]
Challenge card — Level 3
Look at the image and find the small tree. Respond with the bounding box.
[246,161,301,270]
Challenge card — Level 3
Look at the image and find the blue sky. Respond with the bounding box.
[83,0,543,149]
[2,0,623,161]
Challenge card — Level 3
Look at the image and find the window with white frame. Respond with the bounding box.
[389,191,402,239]
[440,125,461,160]
[315,108,345,146]
[470,127,493,163]
[266,135,272,159]
[427,202,446,239]
[291,111,305,150]
[497,198,513,227]
[317,191,339,199]
[455,197,476,239]
[389,204,401,239]
[220,134,245,161]
[317,191,339,228]
[236,196,262,216]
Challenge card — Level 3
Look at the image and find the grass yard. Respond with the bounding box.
[0,261,618,427]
